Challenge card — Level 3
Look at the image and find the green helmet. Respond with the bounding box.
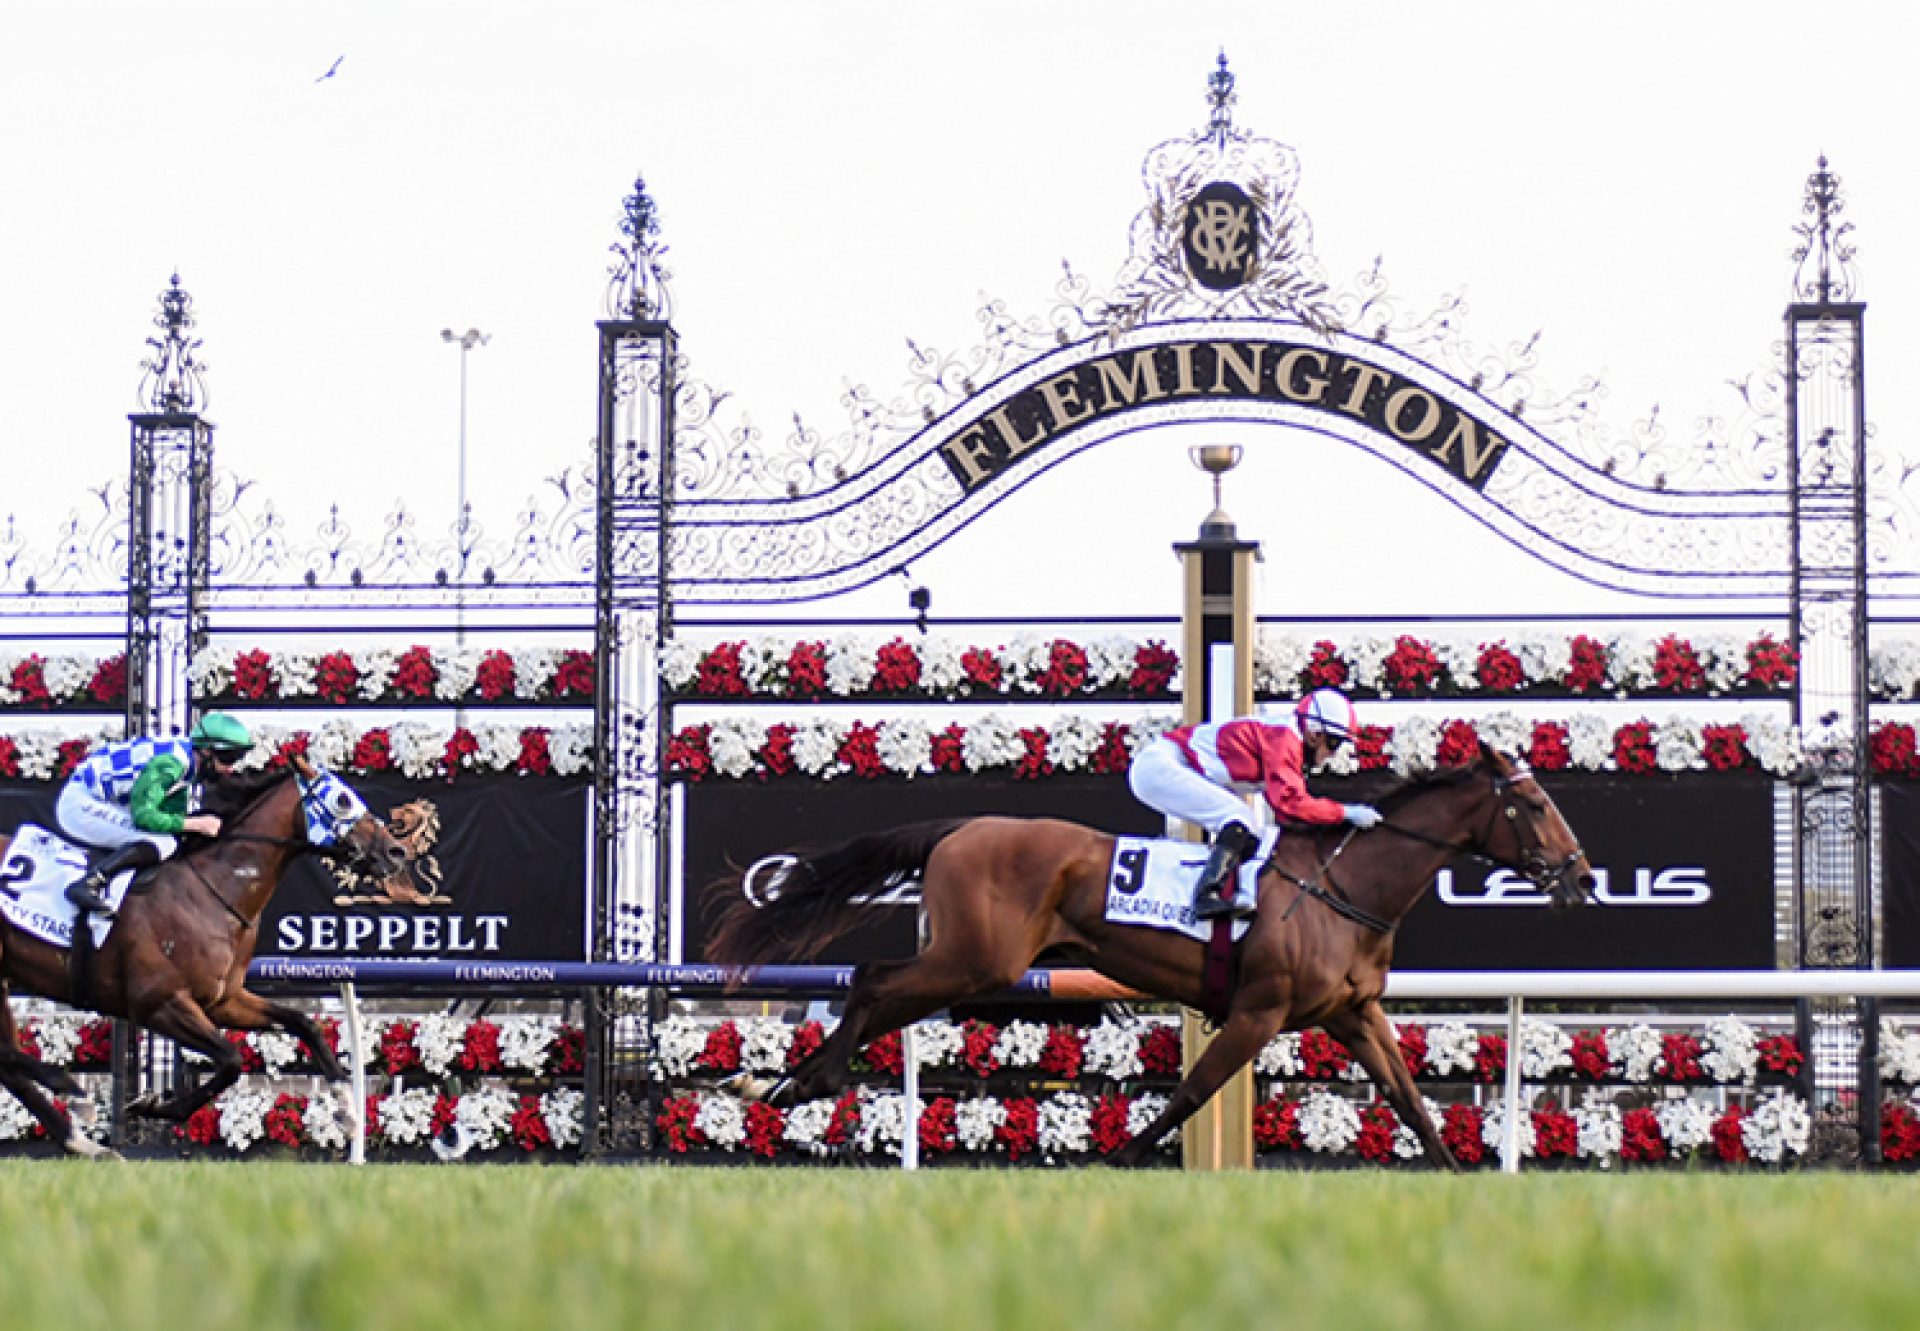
[191,712,253,755]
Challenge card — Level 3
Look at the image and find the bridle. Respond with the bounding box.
[177,777,392,926]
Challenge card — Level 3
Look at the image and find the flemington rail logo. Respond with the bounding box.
[1437,866,1712,907]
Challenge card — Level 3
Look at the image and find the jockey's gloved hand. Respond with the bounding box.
[1343,803,1384,830]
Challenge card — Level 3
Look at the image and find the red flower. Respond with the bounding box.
[655,1095,706,1152]
[1757,1034,1804,1077]
[1571,1030,1610,1080]
[1034,640,1090,697]
[231,650,275,701]
[1619,1107,1667,1162]
[87,655,127,705]
[1650,635,1706,692]
[1440,1103,1486,1164]
[1528,721,1572,771]
[269,732,312,772]
[1013,727,1053,780]
[786,1020,824,1069]
[315,651,361,705]
[476,650,516,701]
[835,722,885,778]
[265,1093,308,1149]
[550,1026,586,1076]
[695,1020,743,1073]
[1139,1025,1181,1076]
[55,739,90,780]
[861,1030,903,1075]
[1303,640,1349,689]
[0,736,18,779]
[694,642,749,697]
[823,1090,862,1146]
[871,638,922,693]
[1298,1029,1350,1079]
[1744,633,1798,689]
[1566,635,1609,693]
[351,729,393,773]
[1383,636,1443,693]
[1657,1032,1705,1083]
[8,656,50,707]
[959,647,1003,693]
[460,1020,503,1074]
[380,1020,421,1075]
[1713,1104,1752,1163]
[1355,1103,1400,1162]
[1088,722,1134,774]
[917,1097,957,1156]
[14,1024,38,1061]
[995,1097,1039,1160]
[665,724,713,780]
[511,1095,553,1152]
[226,1030,265,1074]
[962,1020,1001,1077]
[1474,641,1527,693]
[783,641,828,698]
[1353,724,1393,771]
[297,1016,342,1065]
[1881,1102,1920,1163]
[744,1101,787,1158]
[1612,721,1657,774]
[391,646,437,700]
[1036,1026,1085,1079]
[1089,1095,1133,1155]
[552,650,595,699]
[1395,1023,1429,1077]
[1701,723,1751,772]
[182,1103,221,1146]
[1532,1103,1579,1159]
[430,1094,459,1141]
[363,1096,386,1146]
[443,727,479,777]
[1253,1097,1302,1150]
[758,723,796,778]
[1870,723,1920,778]
[75,1019,114,1068]
[929,723,967,774]
[1129,641,1179,695]
[1473,1032,1507,1083]
[518,728,553,776]
[1435,719,1480,767]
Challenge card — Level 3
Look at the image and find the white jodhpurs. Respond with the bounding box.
[1128,738,1255,836]
[54,782,176,857]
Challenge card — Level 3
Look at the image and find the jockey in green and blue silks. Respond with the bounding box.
[54,712,254,916]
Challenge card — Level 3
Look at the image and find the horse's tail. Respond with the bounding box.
[705,819,970,966]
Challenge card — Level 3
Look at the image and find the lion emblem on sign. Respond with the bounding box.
[330,798,448,906]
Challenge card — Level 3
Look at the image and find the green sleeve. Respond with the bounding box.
[128,753,188,835]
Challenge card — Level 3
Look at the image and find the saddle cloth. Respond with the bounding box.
[0,825,130,950]
[1102,829,1276,946]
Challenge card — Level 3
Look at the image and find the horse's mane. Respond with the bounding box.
[1370,763,1481,813]
[199,767,299,821]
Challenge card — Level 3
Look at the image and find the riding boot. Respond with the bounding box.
[1193,821,1259,921]
[65,842,158,916]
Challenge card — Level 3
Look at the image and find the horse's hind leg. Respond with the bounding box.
[1325,999,1458,1171]
[0,983,82,1098]
[207,989,348,1080]
[0,984,105,1156]
[127,993,244,1122]
[1111,1005,1287,1168]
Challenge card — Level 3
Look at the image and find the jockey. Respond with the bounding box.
[54,712,254,916]
[1127,687,1383,921]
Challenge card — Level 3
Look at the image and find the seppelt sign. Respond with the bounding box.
[679,771,1778,971]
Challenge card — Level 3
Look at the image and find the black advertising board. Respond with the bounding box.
[683,772,1778,971]
[1883,784,1920,968]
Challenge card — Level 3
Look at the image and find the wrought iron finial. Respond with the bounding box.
[1206,52,1237,144]
[137,272,208,414]
[605,173,674,321]
[1791,154,1858,304]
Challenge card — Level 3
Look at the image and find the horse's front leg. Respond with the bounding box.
[207,988,349,1081]
[1323,999,1458,1171]
[128,993,245,1122]
[1112,1005,1287,1168]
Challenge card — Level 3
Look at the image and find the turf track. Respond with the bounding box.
[0,1162,1914,1331]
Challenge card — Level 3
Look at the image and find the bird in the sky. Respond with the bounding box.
[316,56,344,83]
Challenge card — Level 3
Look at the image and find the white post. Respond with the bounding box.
[341,983,367,1166]
[901,1023,920,1171]
[1501,994,1524,1175]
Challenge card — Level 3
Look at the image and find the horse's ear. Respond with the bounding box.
[1477,739,1508,772]
[291,752,317,780]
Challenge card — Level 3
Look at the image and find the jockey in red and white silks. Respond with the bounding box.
[1128,688,1382,921]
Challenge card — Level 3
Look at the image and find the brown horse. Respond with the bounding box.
[708,742,1592,1168]
[0,755,409,1156]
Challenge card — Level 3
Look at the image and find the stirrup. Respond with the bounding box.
[64,879,116,917]
[1194,883,1255,922]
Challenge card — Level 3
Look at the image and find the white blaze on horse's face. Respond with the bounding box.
[298,770,370,847]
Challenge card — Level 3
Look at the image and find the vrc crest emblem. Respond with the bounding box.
[1181,182,1260,291]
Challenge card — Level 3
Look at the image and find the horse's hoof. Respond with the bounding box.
[63,1133,119,1161]
[125,1093,164,1120]
[719,1073,787,1105]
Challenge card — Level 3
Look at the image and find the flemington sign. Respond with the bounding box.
[936,339,1513,495]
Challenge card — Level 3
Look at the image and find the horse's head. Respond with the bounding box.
[290,754,413,879]
[1468,741,1595,909]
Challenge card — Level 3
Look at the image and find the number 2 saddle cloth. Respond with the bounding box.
[0,825,131,950]
[1101,828,1277,945]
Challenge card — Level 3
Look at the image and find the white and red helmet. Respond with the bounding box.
[1295,688,1357,745]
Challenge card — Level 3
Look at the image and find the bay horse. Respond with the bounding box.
[0,754,409,1156]
[708,742,1592,1168]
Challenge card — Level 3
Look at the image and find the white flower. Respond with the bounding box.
[1521,1020,1572,1078]
[304,1089,353,1151]
[1575,1101,1622,1160]
[876,718,933,776]
[964,714,1025,771]
[309,718,358,771]
[473,722,522,773]
[694,1093,746,1149]
[388,721,445,780]
[1435,638,1479,687]
[1084,1019,1146,1080]
[1255,1032,1303,1077]
[708,716,766,779]
[740,642,788,692]
[357,648,399,700]
[1608,632,1653,691]
[856,1092,909,1156]
[653,1015,708,1079]
[1879,1020,1920,1084]
[740,1017,796,1074]
[456,1083,520,1152]
[1609,1025,1663,1083]
[436,647,482,701]
[1086,636,1140,690]
[188,647,235,697]
[513,646,565,698]
[1037,1092,1092,1157]
[1388,715,1440,776]
[1425,1022,1478,1077]
[913,1020,963,1070]
[1654,718,1704,772]
[790,719,844,777]
[28,1013,85,1066]
[1128,714,1180,752]
[413,1014,466,1078]
[1480,1100,1538,1158]
[1347,635,1392,693]
[825,636,874,696]
[254,1031,303,1077]
[1003,635,1051,693]
[378,1087,440,1146]
[15,732,61,780]
[1297,1090,1361,1153]
[1742,1090,1811,1162]
[1701,1017,1759,1084]
[1255,632,1310,694]
[1568,714,1614,770]
[549,725,592,777]
[1655,1095,1714,1153]
[499,1016,560,1075]
[1743,713,1802,777]
[954,1097,1006,1152]
[217,1084,274,1153]
[784,1099,837,1153]
[268,652,313,699]
[1047,715,1104,771]
[1699,634,1748,694]
[543,1088,585,1148]
[992,1021,1048,1069]
[1476,710,1531,758]
[1128,1093,1174,1147]
[1870,640,1920,701]
[0,1092,39,1141]
[1517,634,1568,684]
[920,638,968,695]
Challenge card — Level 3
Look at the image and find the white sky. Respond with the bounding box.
[4,1,1917,624]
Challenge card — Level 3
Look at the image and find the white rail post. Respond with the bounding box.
[1501,995,1524,1175]
[901,1023,920,1170]
[341,983,367,1166]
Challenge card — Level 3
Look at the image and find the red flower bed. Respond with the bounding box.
[695,1021,743,1073]
[1656,1032,1706,1083]
[861,1031,904,1076]
[231,649,275,701]
[930,723,967,774]
[1612,720,1657,774]
[835,722,885,779]
[1565,635,1609,693]
[995,1097,1039,1160]
[1619,1107,1667,1162]
[786,1020,824,1069]
[1395,1023,1428,1077]
[1036,1026,1085,1079]
[1014,727,1053,780]
[1352,724,1392,772]
[264,1094,308,1149]
[55,739,90,780]
[917,1097,956,1156]
[962,1021,1001,1077]
[1745,633,1798,688]
[758,723,796,778]
[960,647,1003,692]
[379,1020,421,1075]
[1700,723,1751,771]
[695,642,749,697]
[1650,635,1706,692]
[475,650,516,701]
[552,650,595,699]
[316,651,361,704]
[1532,1103,1579,1159]
[1303,641,1349,689]
[1033,640,1090,697]
[0,736,18,779]
[1139,1025,1181,1076]
[656,1095,705,1152]
[518,728,553,775]
[665,724,713,780]
[1757,1034,1804,1078]
[871,638,922,693]
[87,655,127,706]
[1129,642,1179,695]
[1298,1029,1350,1079]
[1570,1030,1610,1081]
[459,1020,503,1074]
[1528,721,1572,771]
[784,642,827,697]
[511,1096,553,1152]
[1712,1105,1751,1163]
[1474,641,1526,693]
[1089,1095,1133,1155]
[1473,1033,1507,1083]
[1383,635,1443,693]
[391,646,437,700]
[1088,722,1133,774]
[744,1102,787,1158]
[352,728,393,773]
[1354,1103,1400,1162]
[1440,1103,1486,1164]
[1881,1102,1920,1163]
[1253,1097,1302,1150]
[1871,723,1920,778]
[1435,719,1479,767]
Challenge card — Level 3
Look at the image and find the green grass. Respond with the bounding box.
[0,1163,1914,1330]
